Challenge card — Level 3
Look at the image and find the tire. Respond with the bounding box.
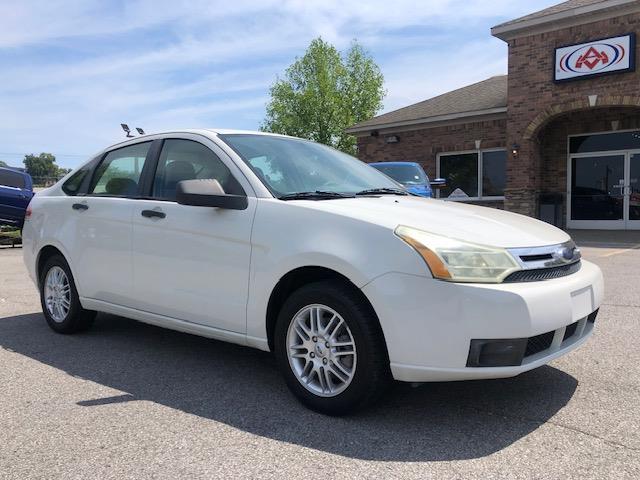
[39,254,96,334]
[274,280,390,415]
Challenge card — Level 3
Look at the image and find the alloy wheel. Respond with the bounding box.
[286,304,357,397]
[44,266,71,323]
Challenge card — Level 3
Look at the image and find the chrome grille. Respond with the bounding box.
[505,240,582,283]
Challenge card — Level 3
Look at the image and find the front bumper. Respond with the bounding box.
[361,259,604,382]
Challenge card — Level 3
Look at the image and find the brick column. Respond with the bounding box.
[504,132,541,217]
[504,188,538,217]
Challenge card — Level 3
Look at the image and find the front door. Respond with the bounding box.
[568,152,640,230]
[131,138,255,333]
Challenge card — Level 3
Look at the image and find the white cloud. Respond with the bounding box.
[0,0,559,167]
[381,37,509,112]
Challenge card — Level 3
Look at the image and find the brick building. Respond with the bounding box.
[348,0,640,230]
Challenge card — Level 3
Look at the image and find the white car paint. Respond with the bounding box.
[22,129,604,383]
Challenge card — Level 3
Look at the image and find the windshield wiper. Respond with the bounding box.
[355,187,409,196]
[278,190,355,200]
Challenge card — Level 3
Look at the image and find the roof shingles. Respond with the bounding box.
[348,75,507,132]
[493,0,612,29]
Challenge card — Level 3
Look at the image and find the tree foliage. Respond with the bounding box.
[261,38,385,155]
[0,160,7,168]
[23,153,65,179]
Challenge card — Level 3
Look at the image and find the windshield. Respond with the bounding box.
[219,134,402,197]
[372,164,427,185]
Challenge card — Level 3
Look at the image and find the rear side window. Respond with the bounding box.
[89,142,150,196]
[152,139,244,201]
[0,170,26,189]
[62,166,91,196]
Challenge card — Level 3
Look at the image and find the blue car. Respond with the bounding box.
[0,167,34,228]
[369,162,443,197]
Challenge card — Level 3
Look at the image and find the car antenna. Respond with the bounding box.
[136,127,145,135]
[121,124,134,138]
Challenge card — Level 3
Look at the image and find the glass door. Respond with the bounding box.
[568,154,626,229]
[628,152,640,229]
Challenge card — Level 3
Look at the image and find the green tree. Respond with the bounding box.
[261,38,385,155]
[0,160,8,168]
[23,153,59,179]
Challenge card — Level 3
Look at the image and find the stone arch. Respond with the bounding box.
[523,95,640,140]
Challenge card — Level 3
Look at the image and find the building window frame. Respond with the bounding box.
[436,148,506,201]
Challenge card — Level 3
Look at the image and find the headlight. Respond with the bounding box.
[395,225,520,283]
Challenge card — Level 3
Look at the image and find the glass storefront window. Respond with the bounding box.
[439,153,478,198]
[570,131,640,154]
[482,150,506,197]
[438,149,506,199]
[570,155,624,221]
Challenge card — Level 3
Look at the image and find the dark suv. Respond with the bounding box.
[0,167,34,227]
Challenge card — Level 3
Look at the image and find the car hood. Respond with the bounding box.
[296,196,570,248]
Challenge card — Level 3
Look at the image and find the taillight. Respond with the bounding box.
[25,205,32,219]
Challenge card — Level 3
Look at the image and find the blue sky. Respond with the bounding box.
[0,0,558,169]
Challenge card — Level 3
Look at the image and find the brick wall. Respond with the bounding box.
[356,119,506,181]
[506,12,640,216]
[354,10,640,220]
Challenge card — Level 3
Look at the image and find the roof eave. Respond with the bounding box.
[345,107,507,134]
[491,0,639,41]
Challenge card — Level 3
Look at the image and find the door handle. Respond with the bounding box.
[72,203,89,211]
[141,209,166,219]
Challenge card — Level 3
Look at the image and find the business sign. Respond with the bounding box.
[554,34,635,82]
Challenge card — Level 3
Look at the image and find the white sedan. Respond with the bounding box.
[22,130,603,415]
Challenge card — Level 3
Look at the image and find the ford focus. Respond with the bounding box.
[22,130,603,415]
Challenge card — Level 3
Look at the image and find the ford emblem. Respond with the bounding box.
[559,247,575,260]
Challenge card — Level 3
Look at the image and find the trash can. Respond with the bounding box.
[538,193,563,227]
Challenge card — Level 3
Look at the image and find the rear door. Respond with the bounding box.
[131,136,256,333]
[0,169,32,225]
[70,142,152,305]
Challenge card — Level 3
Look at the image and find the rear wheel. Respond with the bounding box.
[39,254,96,334]
[274,280,390,415]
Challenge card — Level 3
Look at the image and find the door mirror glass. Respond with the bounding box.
[176,179,248,210]
[430,178,447,189]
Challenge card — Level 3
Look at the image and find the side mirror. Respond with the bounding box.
[176,179,248,210]
[429,178,446,189]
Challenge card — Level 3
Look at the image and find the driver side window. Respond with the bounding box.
[152,139,244,201]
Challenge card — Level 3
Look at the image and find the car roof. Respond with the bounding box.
[0,166,28,175]
[369,162,420,167]
[105,129,297,150]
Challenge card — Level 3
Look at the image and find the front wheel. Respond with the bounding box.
[39,254,96,334]
[274,280,390,415]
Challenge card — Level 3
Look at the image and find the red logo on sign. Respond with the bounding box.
[575,46,610,70]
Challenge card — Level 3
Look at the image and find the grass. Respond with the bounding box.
[0,227,21,242]
[2,229,21,238]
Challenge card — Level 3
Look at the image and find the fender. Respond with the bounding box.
[245,251,375,351]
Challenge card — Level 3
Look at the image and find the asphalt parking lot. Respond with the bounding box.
[1,235,639,479]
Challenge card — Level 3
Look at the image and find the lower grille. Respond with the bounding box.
[467,313,595,367]
[524,330,555,357]
[503,261,581,283]
[563,321,579,341]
